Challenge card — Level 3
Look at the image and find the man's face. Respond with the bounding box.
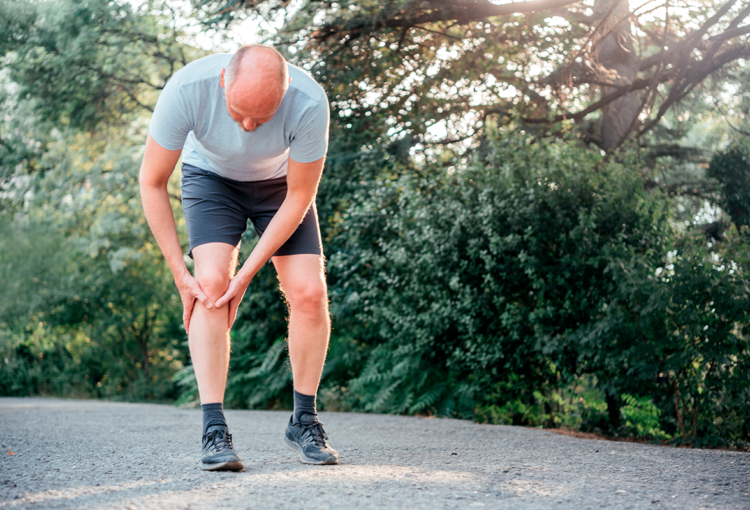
[221,68,282,132]
[225,101,276,132]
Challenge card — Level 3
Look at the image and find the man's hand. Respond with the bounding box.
[214,274,251,329]
[175,273,213,334]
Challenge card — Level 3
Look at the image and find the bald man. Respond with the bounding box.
[139,44,337,471]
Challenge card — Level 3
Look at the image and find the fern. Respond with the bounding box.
[408,383,446,414]
[370,378,404,412]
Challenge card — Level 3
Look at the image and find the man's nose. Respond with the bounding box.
[243,118,256,131]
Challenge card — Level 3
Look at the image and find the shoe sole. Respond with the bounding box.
[283,436,338,465]
[200,460,244,471]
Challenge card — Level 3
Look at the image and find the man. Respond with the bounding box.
[139,44,337,471]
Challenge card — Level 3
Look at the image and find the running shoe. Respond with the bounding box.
[200,426,244,471]
[283,414,339,465]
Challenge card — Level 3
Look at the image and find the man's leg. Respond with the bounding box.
[190,242,243,471]
[190,242,239,403]
[273,253,338,465]
[272,254,330,395]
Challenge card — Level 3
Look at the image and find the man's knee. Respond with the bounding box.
[196,270,231,304]
[285,280,328,317]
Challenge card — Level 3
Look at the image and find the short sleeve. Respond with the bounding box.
[148,77,194,151]
[289,95,330,163]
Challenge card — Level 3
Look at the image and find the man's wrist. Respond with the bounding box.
[172,264,191,285]
[235,266,256,287]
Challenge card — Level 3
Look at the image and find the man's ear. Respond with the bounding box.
[220,68,226,89]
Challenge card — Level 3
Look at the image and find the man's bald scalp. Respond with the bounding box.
[224,44,288,93]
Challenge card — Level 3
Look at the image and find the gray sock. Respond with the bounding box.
[293,389,317,424]
[201,402,227,436]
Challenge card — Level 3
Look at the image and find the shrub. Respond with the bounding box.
[324,132,670,419]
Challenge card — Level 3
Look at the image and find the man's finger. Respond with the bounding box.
[183,309,190,335]
[214,289,233,309]
[183,296,196,335]
[228,298,239,329]
[195,288,213,310]
[184,308,191,334]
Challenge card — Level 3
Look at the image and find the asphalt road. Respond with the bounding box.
[0,398,748,509]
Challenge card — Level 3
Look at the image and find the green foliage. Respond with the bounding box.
[477,378,671,439]
[0,127,187,402]
[0,0,197,131]
[321,132,668,417]
[198,0,750,155]
[621,394,668,439]
[171,125,750,449]
[575,228,750,446]
[0,0,197,401]
[708,144,750,230]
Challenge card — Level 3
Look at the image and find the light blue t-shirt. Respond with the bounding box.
[149,54,330,181]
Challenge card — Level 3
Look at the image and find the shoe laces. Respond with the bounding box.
[203,428,233,453]
[300,418,329,447]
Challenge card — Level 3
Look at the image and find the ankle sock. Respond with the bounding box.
[201,402,227,436]
[293,389,317,424]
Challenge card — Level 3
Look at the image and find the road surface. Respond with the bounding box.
[0,398,748,509]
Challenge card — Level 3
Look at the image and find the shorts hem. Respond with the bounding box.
[272,247,324,257]
[188,236,242,259]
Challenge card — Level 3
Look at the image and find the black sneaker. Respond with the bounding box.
[283,414,339,465]
[200,425,244,471]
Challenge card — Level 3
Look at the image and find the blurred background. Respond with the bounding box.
[0,0,748,449]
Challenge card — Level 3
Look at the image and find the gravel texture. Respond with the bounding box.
[1,397,748,509]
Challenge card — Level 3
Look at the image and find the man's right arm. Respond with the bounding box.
[139,134,211,332]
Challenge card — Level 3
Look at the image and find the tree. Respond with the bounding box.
[0,0,199,131]
[195,0,750,150]
[0,0,199,400]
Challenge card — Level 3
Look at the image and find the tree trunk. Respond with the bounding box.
[606,393,621,430]
[134,309,151,380]
[674,382,687,438]
[595,0,641,149]
[139,337,150,379]
[691,400,698,440]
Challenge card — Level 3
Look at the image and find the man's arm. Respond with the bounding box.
[139,134,212,332]
[214,156,325,325]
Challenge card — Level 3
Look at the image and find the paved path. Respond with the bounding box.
[0,398,748,509]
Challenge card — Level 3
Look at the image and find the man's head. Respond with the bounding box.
[220,44,289,132]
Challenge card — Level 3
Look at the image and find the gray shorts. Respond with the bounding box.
[180,163,323,258]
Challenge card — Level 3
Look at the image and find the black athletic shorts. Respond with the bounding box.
[180,163,323,258]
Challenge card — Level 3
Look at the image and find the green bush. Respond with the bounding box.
[708,143,750,230]
[0,223,188,402]
[621,394,669,439]
[0,130,188,403]
[323,132,670,417]
[578,227,750,447]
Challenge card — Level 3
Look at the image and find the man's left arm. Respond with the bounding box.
[214,156,325,326]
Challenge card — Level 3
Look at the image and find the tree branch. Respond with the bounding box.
[522,40,750,129]
[80,63,164,90]
[724,117,750,137]
[313,0,584,41]
[123,88,155,113]
[638,41,750,136]
[640,0,745,71]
